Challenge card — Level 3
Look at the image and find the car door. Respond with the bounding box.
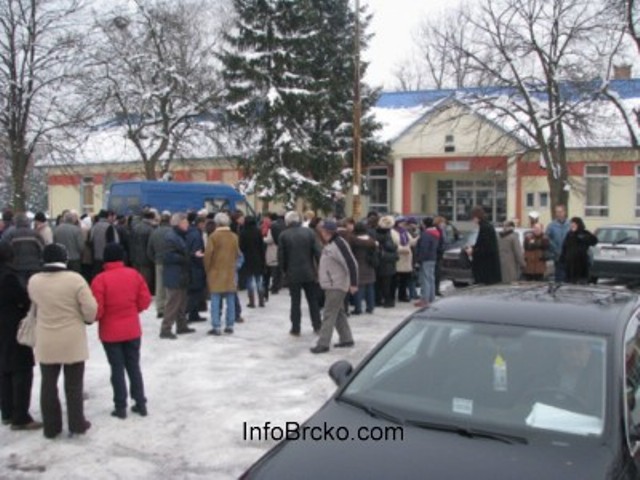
[623,311,640,477]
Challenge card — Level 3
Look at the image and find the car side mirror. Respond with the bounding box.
[329,360,353,387]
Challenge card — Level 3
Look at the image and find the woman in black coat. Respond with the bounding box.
[0,243,41,430]
[560,217,598,284]
[239,216,266,307]
[375,216,399,308]
[465,206,502,285]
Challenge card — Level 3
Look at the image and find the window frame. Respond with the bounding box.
[584,164,609,218]
[80,176,95,214]
[368,166,390,213]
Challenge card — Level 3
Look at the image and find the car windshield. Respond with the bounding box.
[341,318,607,440]
[596,228,640,245]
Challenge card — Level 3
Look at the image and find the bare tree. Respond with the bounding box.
[444,0,622,212]
[83,0,228,180]
[0,0,88,211]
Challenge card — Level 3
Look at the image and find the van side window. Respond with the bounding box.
[624,313,640,453]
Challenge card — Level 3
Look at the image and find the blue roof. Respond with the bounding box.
[376,79,640,109]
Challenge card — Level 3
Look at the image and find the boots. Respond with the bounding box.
[247,291,256,308]
[258,291,265,308]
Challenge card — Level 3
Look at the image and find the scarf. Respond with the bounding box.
[395,226,409,246]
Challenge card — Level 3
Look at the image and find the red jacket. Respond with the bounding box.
[91,261,152,343]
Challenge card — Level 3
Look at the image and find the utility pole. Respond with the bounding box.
[352,0,362,220]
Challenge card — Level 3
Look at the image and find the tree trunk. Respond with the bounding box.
[11,150,28,212]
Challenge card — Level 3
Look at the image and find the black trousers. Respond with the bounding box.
[289,282,322,333]
[392,272,411,301]
[271,266,282,293]
[376,275,394,307]
[1,369,34,426]
[102,339,146,411]
[187,288,206,320]
[435,254,443,294]
[40,362,87,437]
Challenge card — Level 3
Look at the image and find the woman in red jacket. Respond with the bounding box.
[91,243,152,419]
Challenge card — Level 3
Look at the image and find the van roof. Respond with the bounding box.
[110,181,243,197]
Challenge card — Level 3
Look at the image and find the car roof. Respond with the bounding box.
[419,283,639,336]
[595,225,640,230]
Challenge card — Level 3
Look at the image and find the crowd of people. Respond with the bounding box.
[0,201,598,439]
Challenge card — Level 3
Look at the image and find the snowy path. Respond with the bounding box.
[0,290,420,479]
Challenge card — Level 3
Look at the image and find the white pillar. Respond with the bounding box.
[393,156,403,213]
[506,155,518,222]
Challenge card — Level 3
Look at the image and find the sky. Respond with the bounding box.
[363,0,459,91]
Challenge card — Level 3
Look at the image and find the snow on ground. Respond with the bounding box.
[0,290,423,479]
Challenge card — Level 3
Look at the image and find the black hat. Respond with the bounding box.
[34,212,47,223]
[43,243,68,265]
[103,243,124,263]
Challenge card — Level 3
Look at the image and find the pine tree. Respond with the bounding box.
[221,0,388,211]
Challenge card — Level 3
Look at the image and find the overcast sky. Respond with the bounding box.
[363,0,459,91]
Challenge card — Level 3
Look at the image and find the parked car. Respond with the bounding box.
[242,284,640,479]
[441,227,548,287]
[590,225,640,284]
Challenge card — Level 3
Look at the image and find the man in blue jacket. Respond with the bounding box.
[546,205,571,283]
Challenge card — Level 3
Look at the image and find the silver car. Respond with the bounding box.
[590,225,640,282]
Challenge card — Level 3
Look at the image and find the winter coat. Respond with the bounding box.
[0,265,34,373]
[28,268,97,364]
[416,228,439,263]
[375,229,398,277]
[239,224,266,276]
[523,232,550,277]
[162,227,190,289]
[498,230,526,283]
[54,223,85,262]
[471,220,502,285]
[131,220,155,268]
[147,224,172,264]
[90,219,119,261]
[351,234,377,286]
[318,234,358,293]
[204,226,240,293]
[391,228,417,273]
[4,227,43,274]
[91,261,152,343]
[546,220,571,262]
[264,229,278,267]
[185,225,206,291]
[560,229,598,283]
[278,224,321,284]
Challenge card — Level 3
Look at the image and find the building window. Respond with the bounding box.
[80,176,94,214]
[636,166,640,218]
[368,167,389,213]
[539,192,549,208]
[444,134,455,153]
[526,192,535,208]
[437,178,506,223]
[585,165,609,217]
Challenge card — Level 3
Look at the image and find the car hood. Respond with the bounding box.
[244,400,618,480]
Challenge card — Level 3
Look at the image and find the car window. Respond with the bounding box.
[596,228,640,245]
[342,318,607,440]
[624,313,640,453]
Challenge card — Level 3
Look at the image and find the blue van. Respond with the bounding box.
[107,181,255,216]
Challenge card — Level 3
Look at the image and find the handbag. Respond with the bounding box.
[17,303,37,347]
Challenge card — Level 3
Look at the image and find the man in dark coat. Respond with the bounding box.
[239,216,266,307]
[560,217,598,284]
[1,212,43,285]
[147,211,172,318]
[0,243,41,430]
[131,211,156,290]
[465,206,502,285]
[160,213,196,339]
[185,215,207,322]
[278,211,322,335]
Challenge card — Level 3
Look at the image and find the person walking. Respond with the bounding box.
[28,243,97,439]
[278,211,322,336]
[498,221,526,283]
[523,223,551,281]
[0,243,41,431]
[239,216,266,308]
[53,211,85,274]
[546,205,571,282]
[415,217,439,308]
[560,217,598,284]
[375,215,398,308]
[465,206,501,285]
[91,244,152,419]
[204,213,240,336]
[310,221,358,354]
[160,213,196,339]
[147,211,172,319]
[350,222,378,314]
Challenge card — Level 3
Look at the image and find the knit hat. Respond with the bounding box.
[43,243,68,265]
[378,215,394,230]
[104,243,124,263]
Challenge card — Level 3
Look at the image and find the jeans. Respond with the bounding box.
[211,292,236,329]
[246,274,263,294]
[420,260,436,303]
[353,283,375,313]
[102,338,146,411]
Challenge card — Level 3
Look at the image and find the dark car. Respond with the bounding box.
[242,284,640,479]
